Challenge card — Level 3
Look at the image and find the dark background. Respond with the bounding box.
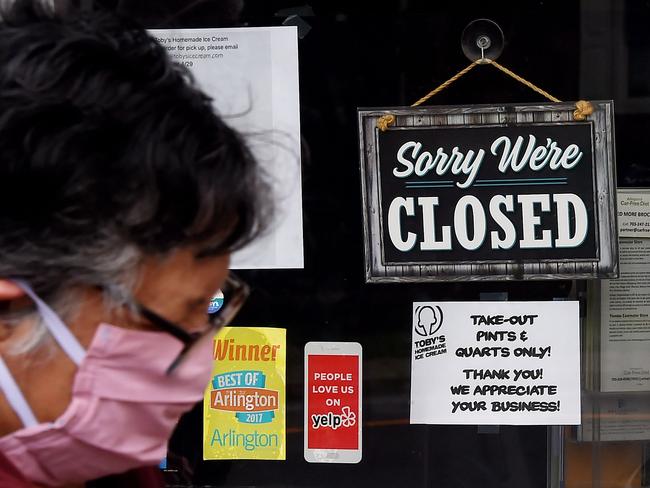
[84,0,650,486]
[377,124,596,263]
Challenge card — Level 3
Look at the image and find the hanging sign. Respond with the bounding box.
[410,301,581,425]
[203,327,286,460]
[358,102,618,282]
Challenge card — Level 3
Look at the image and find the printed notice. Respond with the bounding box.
[150,27,303,269]
[203,327,286,460]
[618,190,650,238]
[410,301,580,425]
[580,396,650,442]
[601,189,650,392]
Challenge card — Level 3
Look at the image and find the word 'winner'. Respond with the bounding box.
[385,133,592,256]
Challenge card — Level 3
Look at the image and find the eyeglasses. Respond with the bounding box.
[135,273,250,374]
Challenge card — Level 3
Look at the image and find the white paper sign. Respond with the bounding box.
[150,27,303,269]
[410,301,581,425]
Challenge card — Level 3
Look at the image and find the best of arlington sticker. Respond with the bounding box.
[203,327,286,460]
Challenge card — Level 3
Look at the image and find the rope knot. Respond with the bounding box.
[573,100,594,121]
[377,114,396,131]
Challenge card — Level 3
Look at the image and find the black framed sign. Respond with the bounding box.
[358,102,618,282]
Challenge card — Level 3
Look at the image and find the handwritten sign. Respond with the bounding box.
[359,103,618,281]
[410,301,580,425]
[203,327,286,460]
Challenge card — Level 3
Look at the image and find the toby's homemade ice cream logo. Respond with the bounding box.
[413,305,447,360]
[209,338,281,424]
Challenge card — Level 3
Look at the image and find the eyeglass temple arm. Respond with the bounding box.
[137,305,195,344]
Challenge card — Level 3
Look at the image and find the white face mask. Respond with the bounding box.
[0,281,214,486]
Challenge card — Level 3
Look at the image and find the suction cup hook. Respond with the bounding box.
[461,19,504,64]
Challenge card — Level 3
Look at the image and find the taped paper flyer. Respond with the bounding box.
[410,301,580,425]
[151,27,303,269]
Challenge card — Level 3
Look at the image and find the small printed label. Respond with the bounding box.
[618,190,650,238]
[413,305,448,361]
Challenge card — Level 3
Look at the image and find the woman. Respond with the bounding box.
[0,0,269,486]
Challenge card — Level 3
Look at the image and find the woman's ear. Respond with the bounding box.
[0,280,24,300]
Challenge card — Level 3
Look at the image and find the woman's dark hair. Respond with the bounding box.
[0,0,270,302]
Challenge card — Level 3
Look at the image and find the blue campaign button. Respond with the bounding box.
[208,290,224,314]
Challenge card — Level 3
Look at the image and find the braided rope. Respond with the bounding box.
[376,58,592,131]
[411,61,480,107]
[485,59,561,103]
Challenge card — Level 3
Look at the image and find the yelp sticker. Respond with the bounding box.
[311,406,357,430]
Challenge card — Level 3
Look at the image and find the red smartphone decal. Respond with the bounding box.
[307,354,359,449]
